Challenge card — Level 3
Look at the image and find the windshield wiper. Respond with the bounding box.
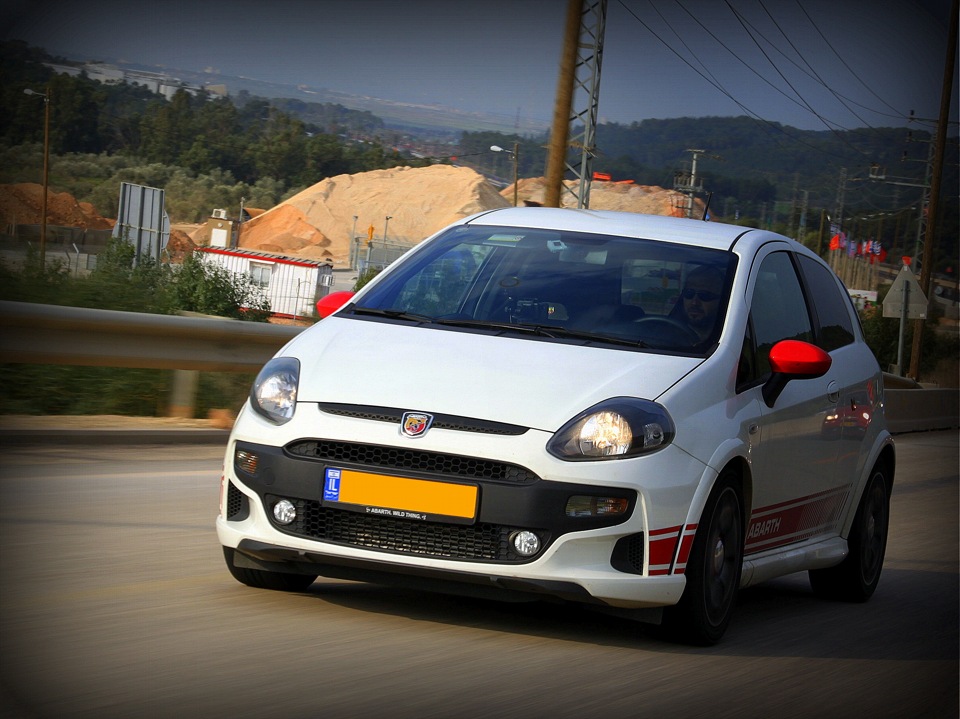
[434,317,539,333]
[349,307,436,323]
[350,312,646,348]
[528,325,647,348]
[436,318,646,347]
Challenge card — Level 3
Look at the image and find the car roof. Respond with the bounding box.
[463,206,782,253]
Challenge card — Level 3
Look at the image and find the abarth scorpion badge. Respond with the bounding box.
[401,412,434,438]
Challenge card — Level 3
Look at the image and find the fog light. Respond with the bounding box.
[273,499,297,525]
[236,450,259,474]
[511,530,541,557]
[565,495,629,517]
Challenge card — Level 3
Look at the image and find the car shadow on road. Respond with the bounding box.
[293,566,958,659]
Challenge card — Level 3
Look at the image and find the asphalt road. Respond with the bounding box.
[0,430,956,719]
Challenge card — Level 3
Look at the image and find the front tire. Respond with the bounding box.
[659,471,744,645]
[809,462,890,602]
[223,547,317,592]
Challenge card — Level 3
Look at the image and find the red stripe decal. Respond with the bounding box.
[745,487,850,553]
[648,524,698,576]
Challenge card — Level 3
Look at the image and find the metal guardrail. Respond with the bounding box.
[0,300,956,432]
[0,300,302,372]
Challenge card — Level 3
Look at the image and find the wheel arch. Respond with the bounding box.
[875,441,896,495]
[698,439,753,523]
[841,432,896,538]
[680,444,753,552]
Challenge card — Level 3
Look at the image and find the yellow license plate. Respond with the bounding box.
[323,467,478,523]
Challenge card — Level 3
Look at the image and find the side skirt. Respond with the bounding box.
[740,536,848,588]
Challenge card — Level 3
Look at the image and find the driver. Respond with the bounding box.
[679,265,723,341]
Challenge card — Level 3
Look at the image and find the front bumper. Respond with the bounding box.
[217,406,705,610]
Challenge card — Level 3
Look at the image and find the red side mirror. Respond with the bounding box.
[316,291,355,318]
[768,340,832,377]
[763,340,832,408]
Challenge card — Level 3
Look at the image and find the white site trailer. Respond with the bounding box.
[197,246,334,320]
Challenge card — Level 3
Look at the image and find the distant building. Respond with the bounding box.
[43,61,201,100]
[196,246,334,320]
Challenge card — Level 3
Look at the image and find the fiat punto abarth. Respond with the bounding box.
[218,207,895,644]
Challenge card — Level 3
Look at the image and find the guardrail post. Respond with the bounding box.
[168,369,199,418]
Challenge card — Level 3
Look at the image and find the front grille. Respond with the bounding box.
[285,439,539,484]
[318,403,528,436]
[267,495,539,562]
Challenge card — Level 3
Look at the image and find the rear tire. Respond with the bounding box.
[809,462,890,602]
[659,471,744,645]
[223,547,317,592]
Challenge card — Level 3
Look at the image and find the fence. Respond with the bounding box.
[348,236,416,275]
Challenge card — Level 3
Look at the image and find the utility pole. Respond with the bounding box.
[673,149,718,218]
[23,86,50,268]
[544,0,607,209]
[908,0,958,380]
[797,190,809,245]
[790,172,800,238]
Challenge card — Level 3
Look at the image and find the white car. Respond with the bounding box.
[217,207,895,644]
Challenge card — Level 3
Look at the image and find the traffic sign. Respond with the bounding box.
[882,266,928,319]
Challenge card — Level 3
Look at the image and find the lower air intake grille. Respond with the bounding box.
[285,439,539,484]
[611,533,645,575]
[267,495,539,562]
[226,481,248,521]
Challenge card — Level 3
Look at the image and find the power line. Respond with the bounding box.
[617,0,855,163]
[723,0,875,158]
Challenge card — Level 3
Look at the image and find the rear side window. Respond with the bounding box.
[797,255,856,351]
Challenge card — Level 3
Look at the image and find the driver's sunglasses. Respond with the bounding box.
[681,289,720,302]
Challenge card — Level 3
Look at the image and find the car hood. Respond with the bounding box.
[289,317,702,432]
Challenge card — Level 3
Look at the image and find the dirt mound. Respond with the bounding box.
[0,183,114,230]
[239,165,510,265]
[166,228,197,261]
[235,167,704,267]
[503,177,704,216]
[239,204,331,256]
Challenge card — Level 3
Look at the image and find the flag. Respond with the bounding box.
[829,234,840,251]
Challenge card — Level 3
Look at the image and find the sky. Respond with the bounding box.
[3,0,957,134]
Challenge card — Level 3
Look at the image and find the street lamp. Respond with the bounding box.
[384,215,393,242]
[24,87,50,268]
[491,143,519,207]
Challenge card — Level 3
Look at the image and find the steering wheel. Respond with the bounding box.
[633,316,701,346]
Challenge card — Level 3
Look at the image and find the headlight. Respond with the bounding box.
[250,357,300,424]
[547,398,675,461]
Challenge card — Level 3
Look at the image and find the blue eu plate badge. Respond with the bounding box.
[324,468,342,501]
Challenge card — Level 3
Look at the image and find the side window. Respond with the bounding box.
[797,255,856,351]
[749,252,813,377]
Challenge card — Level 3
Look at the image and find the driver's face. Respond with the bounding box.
[682,274,722,329]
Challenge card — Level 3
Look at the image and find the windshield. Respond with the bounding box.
[350,225,737,353]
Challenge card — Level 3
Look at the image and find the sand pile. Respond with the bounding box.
[237,165,510,264]
[0,171,705,267]
[234,165,703,266]
[503,176,705,216]
[0,183,115,230]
